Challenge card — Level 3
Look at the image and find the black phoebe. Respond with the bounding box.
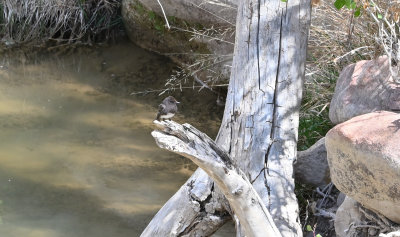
[156,96,180,121]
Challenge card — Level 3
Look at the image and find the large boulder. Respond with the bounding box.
[326,111,400,224]
[329,56,400,124]
[123,0,237,26]
[294,137,330,186]
[121,0,234,78]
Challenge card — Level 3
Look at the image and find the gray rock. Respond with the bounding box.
[124,0,237,26]
[335,196,364,237]
[326,111,400,224]
[121,0,235,79]
[329,56,400,124]
[294,137,330,186]
[336,192,346,207]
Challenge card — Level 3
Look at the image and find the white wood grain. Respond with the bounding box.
[142,0,311,236]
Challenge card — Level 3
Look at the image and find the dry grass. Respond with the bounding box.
[153,0,393,148]
[305,0,399,109]
[299,0,393,148]
[0,0,121,46]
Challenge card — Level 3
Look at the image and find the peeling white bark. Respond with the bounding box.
[141,0,311,236]
[140,168,226,237]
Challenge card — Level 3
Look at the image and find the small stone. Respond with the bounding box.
[369,228,378,236]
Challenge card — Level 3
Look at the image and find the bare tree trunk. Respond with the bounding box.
[141,0,311,236]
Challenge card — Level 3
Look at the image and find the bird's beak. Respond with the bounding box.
[176,101,180,104]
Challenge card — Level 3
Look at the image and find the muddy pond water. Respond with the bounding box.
[0,40,232,236]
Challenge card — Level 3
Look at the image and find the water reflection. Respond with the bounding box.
[0,40,223,236]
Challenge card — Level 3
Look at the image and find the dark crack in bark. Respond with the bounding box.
[247,2,253,60]
[256,0,262,91]
[250,167,266,184]
[263,9,284,210]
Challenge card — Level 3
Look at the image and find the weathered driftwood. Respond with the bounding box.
[141,167,223,236]
[214,0,311,235]
[151,120,282,237]
[379,231,400,237]
[142,0,311,236]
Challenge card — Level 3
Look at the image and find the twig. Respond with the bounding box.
[129,84,229,95]
[314,207,336,219]
[333,46,373,64]
[171,26,235,45]
[303,200,310,230]
[353,224,381,229]
[316,183,335,208]
[189,1,235,26]
[156,0,170,30]
[359,206,399,233]
[193,74,212,91]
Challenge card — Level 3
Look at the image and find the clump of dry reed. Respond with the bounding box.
[0,0,121,46]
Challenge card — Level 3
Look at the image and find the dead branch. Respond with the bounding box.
[150,120,282,237]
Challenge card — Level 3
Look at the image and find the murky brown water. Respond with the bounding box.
[0,40,229,236]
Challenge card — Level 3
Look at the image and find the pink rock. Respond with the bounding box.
[326,111,400,223]
[329,56,400,124]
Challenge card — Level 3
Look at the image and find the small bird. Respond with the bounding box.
[156,96,180,121]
